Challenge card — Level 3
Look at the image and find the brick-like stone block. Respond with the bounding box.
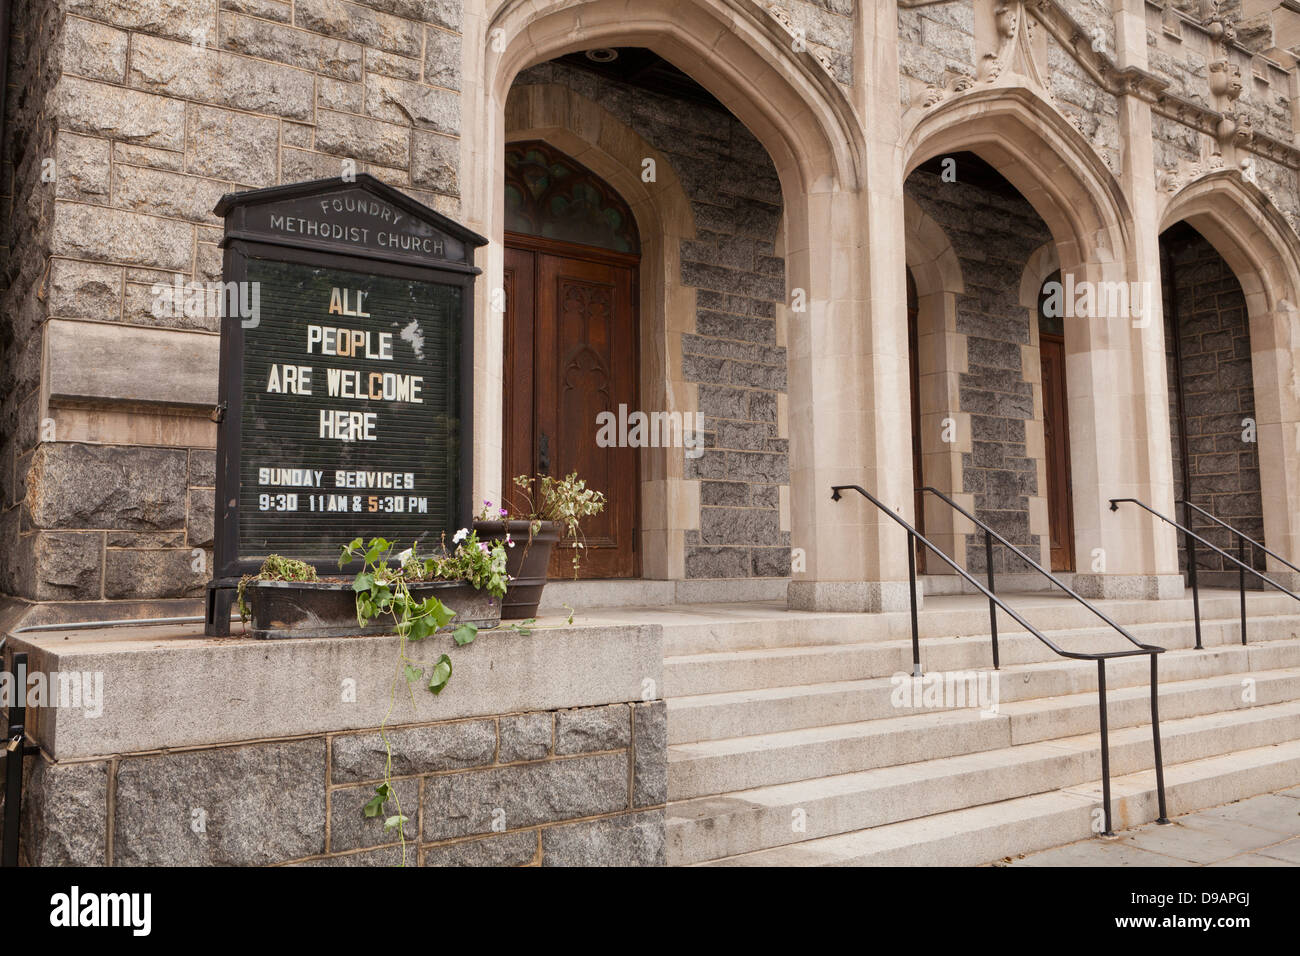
[56,76,185,149]
[422,830,539,867]
[422,754,628,841]
[541,811,666,866]
[104,547,208,598]
[113,740,326,865]
[294,0,422,57]
[188,449,217,487]
[56,133,111,203]
[498,712,553,763]
[26,443,188,531]
[365,74,460,134]
[21,758,109,866]
[33,531,103,600]
[632,701,667,807]
[329,777,418,851]
[64,15,129,83]
[555,704,630,755]
[331,719,496,783]
[424,26,460,91]
[186,104,280,186]
[52,202,193,270]
[187,488,214,548]
[47,259,122,321]
[411,130,459,195]
[315,110,410,167]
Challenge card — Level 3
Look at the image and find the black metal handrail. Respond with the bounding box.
[1110,497,1300,649]
[920,486,1155,658]
[832,484,1168,835]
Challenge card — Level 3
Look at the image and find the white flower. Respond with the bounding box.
[396,548,412,563]
[452,528,468,544]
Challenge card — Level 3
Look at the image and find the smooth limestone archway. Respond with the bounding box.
[904,85,1182,598]
[1161,172,1300,584]
[463,0,917,610]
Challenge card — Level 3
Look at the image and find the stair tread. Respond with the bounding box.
[668,680,1300,763]
[693,739,1300,866]
[665,611,1300,664]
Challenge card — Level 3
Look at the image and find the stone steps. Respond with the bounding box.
[667,694,1300,864]
[664,611,1300,697]
[664,596,1300,865]
[667,639,1300,744]
[668,670,1300,801]
[692,740,1300,866]
[659,592,1300,656]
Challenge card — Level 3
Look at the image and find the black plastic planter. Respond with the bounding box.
[473,519,560,619]
[242,579,501,640]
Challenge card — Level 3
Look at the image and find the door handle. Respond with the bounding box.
[538,432,550,475]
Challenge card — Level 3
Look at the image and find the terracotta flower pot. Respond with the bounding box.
[242,579,500,640]
[473,519,560,619]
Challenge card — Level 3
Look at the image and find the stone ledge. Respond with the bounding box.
[46,319,219,409]
[8,620,662,760]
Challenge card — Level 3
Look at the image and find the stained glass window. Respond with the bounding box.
[505,141,640,254]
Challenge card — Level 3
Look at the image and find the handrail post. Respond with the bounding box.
[1097,658,1114,837]
[1239,535,1248,646]
[3,652,28,868]
[984,529,1000,670]
[1184,506,1203,650]
[907,531,921,678]
[1150,652,1170,824]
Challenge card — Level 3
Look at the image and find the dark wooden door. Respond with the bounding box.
[503,236,639,578]
[1039,333,1075,572]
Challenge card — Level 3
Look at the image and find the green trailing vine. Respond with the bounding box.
[339,531,508,865]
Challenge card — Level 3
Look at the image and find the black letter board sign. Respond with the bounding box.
[205,175,487,635]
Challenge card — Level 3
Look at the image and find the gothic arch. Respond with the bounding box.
[1161,172,1300,570]
[504,80,699,577]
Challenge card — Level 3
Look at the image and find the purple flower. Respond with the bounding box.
[499,507,508,517]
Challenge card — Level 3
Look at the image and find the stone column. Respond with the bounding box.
[788,0,915,612]
[1069,0,1182,599]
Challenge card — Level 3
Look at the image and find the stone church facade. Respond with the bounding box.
[5,0,1300,619]
[3,0,1300,865]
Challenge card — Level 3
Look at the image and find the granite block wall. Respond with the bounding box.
[0,0,466,606]
[17,700,667,866]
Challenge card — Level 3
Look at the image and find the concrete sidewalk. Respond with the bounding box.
[1001,787,1300,866]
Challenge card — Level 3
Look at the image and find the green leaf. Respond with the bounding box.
[362,783,391,818]
[407,614,434,642]
[453,622,478,646]
[383,814,409,831]
[427,654,453,695]
[403,663,423,683]
[352,572,374,593]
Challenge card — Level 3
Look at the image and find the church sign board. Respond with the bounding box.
[206,175,487,635]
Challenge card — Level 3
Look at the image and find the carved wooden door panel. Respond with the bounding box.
[1039,333,1075,572]
[503,240,638,578]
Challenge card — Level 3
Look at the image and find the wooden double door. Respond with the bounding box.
[503,236,639,578]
